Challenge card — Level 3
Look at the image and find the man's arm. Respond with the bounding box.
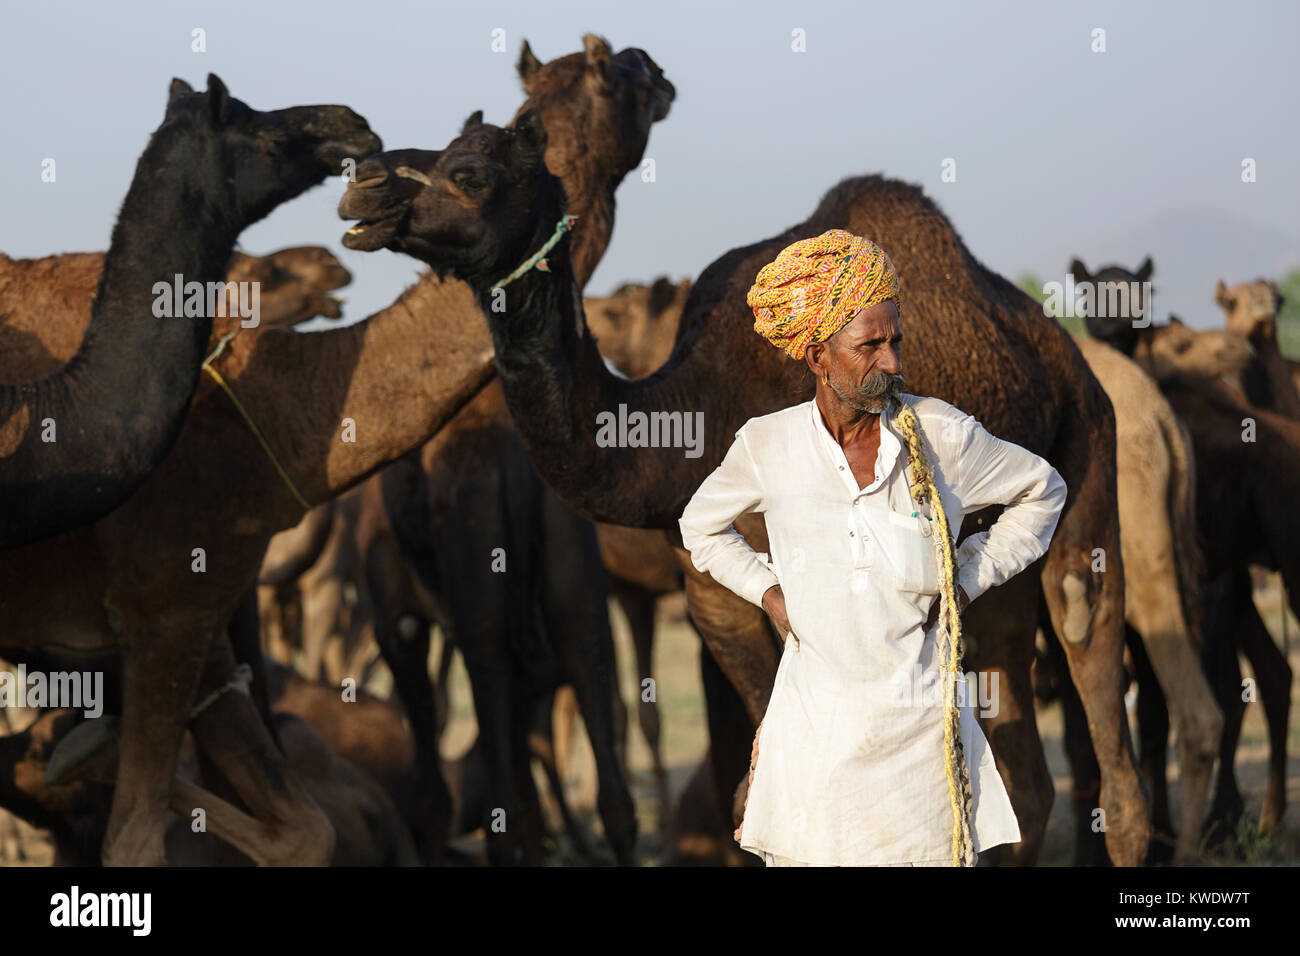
[678,428,781,609]
[945,411,1068,604]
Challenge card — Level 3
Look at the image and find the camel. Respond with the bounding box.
[258,491,378,686]
[0,76,376,550]
[0,245,354,376]
[0,39,673,867]
[0,692,419,866]
[340,116,1148,865]
[1215,278,1300,418]
[570,277,694,821]
[351,35,674,866]
[0,73,485,866]
[1066,262,1295,847]
[1066,333,1220,864]
[587,277,693,379]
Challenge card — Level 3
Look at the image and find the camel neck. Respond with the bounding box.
[70,130,237,404]
[469,222,732,529]
[1250,332,1300,418]
[218,274,497,510]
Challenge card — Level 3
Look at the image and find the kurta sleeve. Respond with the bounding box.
[678,426,781,609]
[945,411,1068,603]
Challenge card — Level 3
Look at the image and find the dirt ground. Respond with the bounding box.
[469,576,1300,867]
[5,578,1297,867]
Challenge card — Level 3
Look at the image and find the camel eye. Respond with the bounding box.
[1173,340,1191,354]
[451,169,490,194]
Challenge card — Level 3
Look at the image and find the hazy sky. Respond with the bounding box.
[3,0,1297,328]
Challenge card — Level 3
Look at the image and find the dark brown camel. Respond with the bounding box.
[356,35,673,865]
[340,115,1148,865]
[1065,260,1295,855]
[0,76,374,550]
[0,76,562,865]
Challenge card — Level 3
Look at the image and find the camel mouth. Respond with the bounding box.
[316,132,384,172]
[341,212,405,252]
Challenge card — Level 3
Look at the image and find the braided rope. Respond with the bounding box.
[490,214,579,291]
[890,391,976,867]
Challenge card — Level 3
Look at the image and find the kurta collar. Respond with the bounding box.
[808,397,904,497]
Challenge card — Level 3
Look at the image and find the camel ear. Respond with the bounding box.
[461,110,484,134]
[1214,279,1233,310]
[167,78,194,114]
[1169,314,1185,327]
[518,39,543,94]
[648,277,676,316]
[205,73,231,126]
[1068,258,1090,282]
[1136,256,1154,282]
[511,107,548,173]
[583,33,614,91]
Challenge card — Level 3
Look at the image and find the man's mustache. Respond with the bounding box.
[856,369,908,398]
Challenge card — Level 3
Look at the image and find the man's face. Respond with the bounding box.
[818,301,907,414]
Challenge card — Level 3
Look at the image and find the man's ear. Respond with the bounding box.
[804,340,829,380]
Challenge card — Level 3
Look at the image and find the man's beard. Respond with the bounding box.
[829,368,909,414]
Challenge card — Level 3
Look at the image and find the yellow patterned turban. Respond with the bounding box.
[746,229,901,360]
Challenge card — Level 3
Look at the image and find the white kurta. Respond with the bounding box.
[678,394,1067,865]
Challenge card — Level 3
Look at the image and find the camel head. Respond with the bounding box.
[158,74,381,228]
[225,246,354,329]
[1068,256,1154,356]
[339,110,566,289]
[586,276,692,378]
[1133,316,1256,391]
[1215,278,1283,340]
[514,34,675,180]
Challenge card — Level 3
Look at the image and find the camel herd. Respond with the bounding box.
[0,34,1294,867]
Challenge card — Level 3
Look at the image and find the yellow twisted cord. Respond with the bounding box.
[201,363,312,511]
[890,391,976,867]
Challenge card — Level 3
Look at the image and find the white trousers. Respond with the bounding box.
[763,851,980,867]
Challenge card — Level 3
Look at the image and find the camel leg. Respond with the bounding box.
[1127,627,1173,864]
[552,685,577,787]
[1039,621,1110,866]
[299,579,339,683]
[364,531,450,865]
[102,610,214,865]
[184,634,335,865]
[530,690,598,862]
[1126,598,1222,864]
[538,490,638,865]
[612,579,670,824]
[434,562,541,865]
[1232,578,1291,835]
[961,569,1053,865]
[1201,571,1247,849]
[1039,494,1150,866]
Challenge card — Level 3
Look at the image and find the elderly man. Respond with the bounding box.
[678,230,1067,867]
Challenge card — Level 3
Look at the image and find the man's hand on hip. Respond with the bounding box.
[762,584,798,648]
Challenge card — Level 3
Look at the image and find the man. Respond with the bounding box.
[678,230,1067,866]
